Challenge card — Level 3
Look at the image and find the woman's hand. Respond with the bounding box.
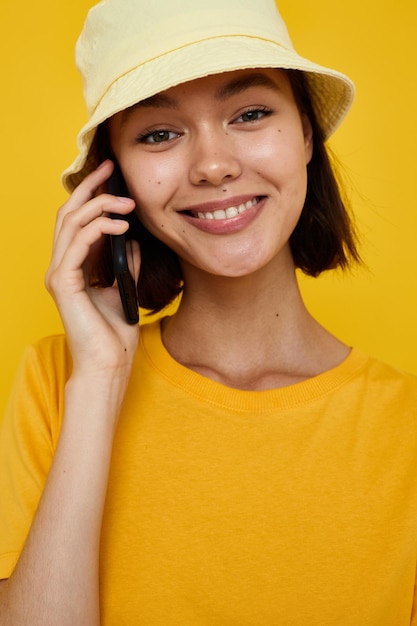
[0,160,142,626]
[45,160,140,378]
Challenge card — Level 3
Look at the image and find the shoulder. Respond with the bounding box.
[22,334,72,378]
[352,350,417,413]
[360,352,417,388]
[3,335,72,448]
[9,335,73,413]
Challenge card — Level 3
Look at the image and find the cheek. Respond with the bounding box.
[248,130,309,200]
[243,122,308,167]
[121,157,182,218]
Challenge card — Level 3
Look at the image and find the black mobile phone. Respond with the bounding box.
[107,165,140,324]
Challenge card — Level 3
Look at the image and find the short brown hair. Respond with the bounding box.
[91,69,360,313]
[287,70,361,275]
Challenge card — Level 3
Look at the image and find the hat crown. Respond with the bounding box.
[77,0,293,115]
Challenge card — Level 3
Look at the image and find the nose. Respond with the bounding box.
[188,129,242,186]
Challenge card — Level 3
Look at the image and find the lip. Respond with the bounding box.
[180,194,262,215]
[178,195,266,234]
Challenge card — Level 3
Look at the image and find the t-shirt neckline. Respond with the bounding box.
[139,319,369,413]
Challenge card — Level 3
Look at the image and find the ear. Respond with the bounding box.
[302,114,313,164]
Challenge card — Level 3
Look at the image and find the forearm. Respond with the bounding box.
[0,373,126,625]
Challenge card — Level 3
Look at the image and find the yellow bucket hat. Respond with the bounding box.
[62,0,355,192]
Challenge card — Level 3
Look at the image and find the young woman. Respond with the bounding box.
[1,0,417,624]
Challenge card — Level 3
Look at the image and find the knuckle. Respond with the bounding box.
[56,202,70,222]
[44,267,57,294]
[61,209,76,228]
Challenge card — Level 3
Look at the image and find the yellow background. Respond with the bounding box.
[1,0,416,415]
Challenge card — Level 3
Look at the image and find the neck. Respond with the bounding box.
[161,261,349,390]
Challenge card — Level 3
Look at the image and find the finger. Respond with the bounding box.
[51,161,112,249]
[60,160,114,217]
[52,192,135,259]
[46,216,129,297]
[53,159,131,244]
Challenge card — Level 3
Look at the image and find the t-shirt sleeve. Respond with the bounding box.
[0,335,71,579]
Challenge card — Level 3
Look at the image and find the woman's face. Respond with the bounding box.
[108,68,313,279]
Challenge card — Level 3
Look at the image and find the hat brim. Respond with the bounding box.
[62,35,354,192]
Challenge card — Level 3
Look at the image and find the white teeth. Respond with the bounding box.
[225,206,238,218]
[195,197,258,220]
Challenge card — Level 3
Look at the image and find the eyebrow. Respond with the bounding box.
[214,72,282,101]
[120,93,178,125]
[121,72,281,125]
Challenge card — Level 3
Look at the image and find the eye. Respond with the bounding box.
[234,107,272,124]
[137,129,180,144]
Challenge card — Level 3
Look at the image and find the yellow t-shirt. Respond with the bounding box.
[1,320,417,625]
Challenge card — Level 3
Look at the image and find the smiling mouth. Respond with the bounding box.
[185,196,262,220]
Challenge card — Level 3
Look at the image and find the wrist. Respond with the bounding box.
[64,371,130,433]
